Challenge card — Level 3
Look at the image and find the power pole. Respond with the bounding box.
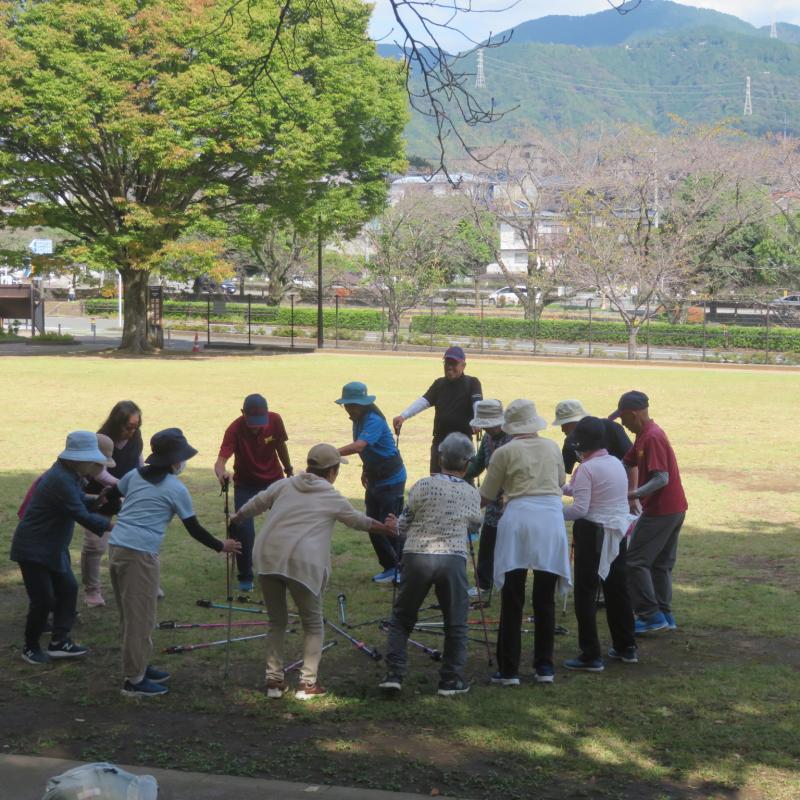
[475,49,486,89]
[770,20,778,39]
[743,76,752,116]
[653,148,659,229]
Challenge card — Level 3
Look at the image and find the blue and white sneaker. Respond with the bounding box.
[122,678,169,697]
[564,656,604,672]
[372,568,396,584]
[608,646,639,663]
[635,612,669,635]
[145,665,171,683]
[238,581,254,593]
[534,664,555,683]
[663,612,677,630]
[490,671,520,686]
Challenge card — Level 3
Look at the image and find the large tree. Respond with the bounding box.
[0,0,406,351]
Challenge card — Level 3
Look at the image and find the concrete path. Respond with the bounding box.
[0,754,465,800]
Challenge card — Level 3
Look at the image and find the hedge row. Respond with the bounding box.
[410,314,800,353]
[85,300,385,331]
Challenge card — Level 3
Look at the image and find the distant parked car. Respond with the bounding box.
[291,275,316,289]
[769,293,800,308]
[488,286,527,306]
[220,279,238,296]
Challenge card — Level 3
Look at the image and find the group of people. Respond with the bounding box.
[10,344,687,700]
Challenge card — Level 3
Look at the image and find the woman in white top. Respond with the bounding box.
[480,399,571,685]
[562,417,638,671]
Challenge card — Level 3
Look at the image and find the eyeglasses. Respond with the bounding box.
[123,421,141,431]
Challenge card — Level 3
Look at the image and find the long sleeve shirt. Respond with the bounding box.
[562,450,629,522]
[481,436,565,502]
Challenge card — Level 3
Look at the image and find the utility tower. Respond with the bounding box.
[770,20,778,39]
[475,49,486,89]
[743,75,752,116]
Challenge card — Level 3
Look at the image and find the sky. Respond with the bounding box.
[368,1,800,49]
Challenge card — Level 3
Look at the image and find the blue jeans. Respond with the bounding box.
[233,483,274,583]
[365,480,404,571]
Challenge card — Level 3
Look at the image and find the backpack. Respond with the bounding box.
[42,763,158,800]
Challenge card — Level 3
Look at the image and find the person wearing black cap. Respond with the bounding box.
[610,391,688,635]
[561,417,638,671]
[107,428,241,697]
[214,394,293,592]
[392,346,483,474]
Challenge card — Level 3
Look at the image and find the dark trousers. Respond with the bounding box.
[496,568,558,676]
[18,560,78,649]
[572,519,635,659]
[233,483,272,583]
[365,480,405,571]
[429,440,442,475]
[476,522,497,591]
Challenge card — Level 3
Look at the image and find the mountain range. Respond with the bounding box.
[377,0,800,159]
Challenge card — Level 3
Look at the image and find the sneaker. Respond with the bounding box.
[296,681,327,700]
[663,612,678,630]
[84,591,105,607]
[145,665,171,683]
[635,612,669,635]
[372,568,396,585]
[238,581,254,593]
[467,586,480,599]
[21,646,49,665]
[47,639,89,659]
[378,673,403,691]
[122,678,169,697]
[437,678,470,696]
[564,655,604,672]
[157,586,165,599]
[266,679,288,699]
[534,664,555,683]
[608,646,639,663]
[489,672,520,687]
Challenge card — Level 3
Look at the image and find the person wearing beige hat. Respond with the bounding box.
[480,399,572,685]
[230,443,396,700]
[552,399,632,475]
[464,399,511,594]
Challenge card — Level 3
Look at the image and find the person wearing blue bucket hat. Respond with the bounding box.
[11,431,115,666]
[336,382,406,584]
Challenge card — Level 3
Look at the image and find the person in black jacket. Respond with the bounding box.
[11,431,114,665]
[393,346,483,474]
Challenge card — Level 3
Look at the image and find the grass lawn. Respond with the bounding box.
[1,352,799,799]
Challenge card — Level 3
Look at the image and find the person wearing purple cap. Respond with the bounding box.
[214,394,293,592]
[610,391,688,635]
[392,346,483,474]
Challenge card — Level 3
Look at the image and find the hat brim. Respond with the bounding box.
[307,455,349,469]
[334,396,376,406]
[146,442,198,467]
[502,415,548,435]
[244,413,268,426]
[470,415,505,428]
[552,413,586,426]
[104,455,116,468]
[59,447,109,465]
[608,410,621,420]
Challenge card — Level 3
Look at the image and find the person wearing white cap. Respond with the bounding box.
[464,399,511,594]
[10,431,115,665]
[480,400,572,685]
[230,443,396,700]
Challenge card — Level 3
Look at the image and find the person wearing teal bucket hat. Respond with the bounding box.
[336,382,406,584]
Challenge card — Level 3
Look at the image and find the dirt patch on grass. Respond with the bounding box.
[681,467,796,495]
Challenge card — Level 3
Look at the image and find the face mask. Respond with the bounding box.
[172,462,186,475]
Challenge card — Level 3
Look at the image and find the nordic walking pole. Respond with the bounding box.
[163,632,267,655]
[325,618,382,662]
[378,622,441,661]
[197,599,270,615]
[284,641,337,674]
[337,593,347,626]
[222,477,234,679]
[158,620,271,630]
[467,530,493,667]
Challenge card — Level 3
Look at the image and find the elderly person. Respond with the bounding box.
[80,401,146,606]
[11,431,114,665]
[335,381,406,584]
[380,433,482,697]
[480,400,571,686]
[214,393,293,593]
[107,429,240,698]
[230,444,395,701]
[392,346,482,474]
[464,399,511,595]
[561,417,638,671]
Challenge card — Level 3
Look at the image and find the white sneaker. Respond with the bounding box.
[467,586,480,599]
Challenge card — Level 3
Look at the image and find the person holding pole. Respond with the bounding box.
[214,394,293,592]
[335,381,406,584]
[230,444,395,700]
[392,346,482,474]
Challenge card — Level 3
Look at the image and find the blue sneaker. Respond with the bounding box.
[534,664,555,683]
[635,612,669,635]
[122,678,169,697]
[372,568,396,584]
[608,646,639,663]
[564,655,604,672]
[238,581,254,593]
[145,665,171,683]
[663,612,677,630]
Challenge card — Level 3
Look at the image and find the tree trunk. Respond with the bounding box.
[119,268,154,353]
[627,324,639,360]
[389,308,401,351]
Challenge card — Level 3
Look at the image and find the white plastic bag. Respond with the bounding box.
[42,762,158,800]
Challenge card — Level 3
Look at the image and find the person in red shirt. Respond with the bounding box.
[611,391,688,635]
[215,394,293,592]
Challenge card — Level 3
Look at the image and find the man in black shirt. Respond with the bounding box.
[552,399,632,474]
[393,346,483,474]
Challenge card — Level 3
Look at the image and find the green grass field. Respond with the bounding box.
[1,352,799,799]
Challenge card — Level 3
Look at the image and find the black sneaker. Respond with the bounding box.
[608,646,639,663]
[145,665,171,683]
[21,646,49,665]
[437,678,470,697]
[378,673,403,691]
[489,671,520,686]
[47,639,89,659]
[122,678,169,697]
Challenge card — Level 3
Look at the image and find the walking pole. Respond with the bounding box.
[392,429,403,609]
[222,477,234,679]
[467,530,493,667]
[163,632,268,655]
[378,622,442,661]
[197,599,269,615]
[284,641,337,674]
[325,618,382,661]
[158,620,272,630]
[337,593,347,626]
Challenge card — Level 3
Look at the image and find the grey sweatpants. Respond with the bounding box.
[384,552,469,682]
[626,512,685,618]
